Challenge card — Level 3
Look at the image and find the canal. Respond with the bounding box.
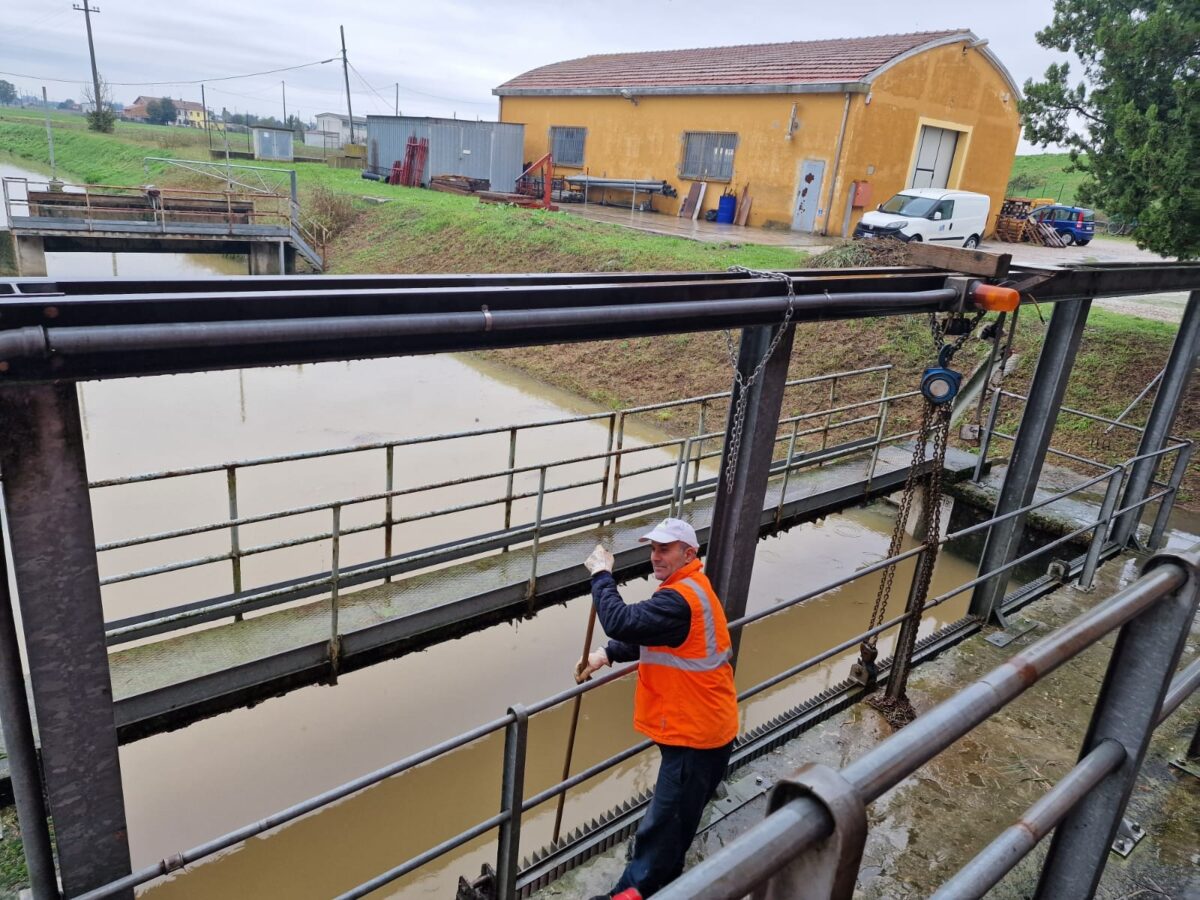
[4,158,980,898]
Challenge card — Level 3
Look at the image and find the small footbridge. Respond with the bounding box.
[2,159,326,276]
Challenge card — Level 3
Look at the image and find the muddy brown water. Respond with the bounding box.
[4,160,981,898]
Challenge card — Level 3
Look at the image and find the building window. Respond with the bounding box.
[680,131,738,181]
[550,126,586,167]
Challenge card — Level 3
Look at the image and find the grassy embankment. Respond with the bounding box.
[1,110,1193,506]
[1008,152,1087,206]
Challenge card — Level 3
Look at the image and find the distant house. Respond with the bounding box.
[315,112,367,147]
[495,30,1021,234]
[122,96,210,127]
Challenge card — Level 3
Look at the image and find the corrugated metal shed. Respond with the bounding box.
[366,116,526,191]
[252,127,294,162]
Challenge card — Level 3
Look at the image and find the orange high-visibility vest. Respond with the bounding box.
[633,559,739,749]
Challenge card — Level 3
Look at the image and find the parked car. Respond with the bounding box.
[1029,204,1095,245]
[853,189,990,249]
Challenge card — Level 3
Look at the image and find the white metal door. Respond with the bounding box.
[910,126,959,189]
[792,159,825,232]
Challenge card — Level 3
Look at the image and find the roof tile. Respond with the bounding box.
[496,31,968,92]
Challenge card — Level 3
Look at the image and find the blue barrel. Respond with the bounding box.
[716,195,737,224]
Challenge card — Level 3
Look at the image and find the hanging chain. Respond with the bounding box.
[862,309,985,647]
[721,266,798,492]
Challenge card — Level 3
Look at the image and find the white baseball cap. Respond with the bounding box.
[639,517,699,549]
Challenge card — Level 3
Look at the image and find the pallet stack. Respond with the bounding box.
[993,197,1066,248]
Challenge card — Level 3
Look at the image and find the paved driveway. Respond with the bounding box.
[982,236,1185,323]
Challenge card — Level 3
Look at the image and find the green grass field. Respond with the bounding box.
[1007,153,1088,206]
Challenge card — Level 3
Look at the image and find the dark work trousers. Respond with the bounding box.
[612,740,733,897]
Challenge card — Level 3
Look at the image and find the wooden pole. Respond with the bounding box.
[552,604,597,843]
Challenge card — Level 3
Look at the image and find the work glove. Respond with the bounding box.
[584,544,614,576]
[574,647,609,684]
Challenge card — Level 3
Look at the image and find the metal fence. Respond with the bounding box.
[94,364,898,644]
[73,426,1195,899]
[655,545,1199,900]
[1,176,293,235]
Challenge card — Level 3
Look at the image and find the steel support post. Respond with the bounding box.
[707,323,796,662]
[1112,291,1200,547]
[0,382,132,897]
[0,522,59,899]
[495,705,528,900]
[1035,548,1199,899]
[1148,442,1193,550]
[969,299,1092,623]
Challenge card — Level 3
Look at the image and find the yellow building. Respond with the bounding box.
[495,31,1020,235]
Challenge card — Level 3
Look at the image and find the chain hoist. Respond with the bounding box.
[721,266,799,492]
[849,307,985,706]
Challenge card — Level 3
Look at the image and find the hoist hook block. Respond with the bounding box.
[920,348,963,405]
[849,644,879,689]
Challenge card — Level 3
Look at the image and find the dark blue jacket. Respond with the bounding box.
[590,571,691,662]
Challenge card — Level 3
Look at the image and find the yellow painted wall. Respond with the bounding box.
[498,41,1018,235]
[499,92,851,228]
[836,43,1020,237]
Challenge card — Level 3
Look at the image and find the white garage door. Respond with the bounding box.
[910,126,959,189]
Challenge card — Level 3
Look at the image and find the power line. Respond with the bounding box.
[0,8,71,47]
[347,62,392,115]
[0,57,337,88]
[347,59,491,107]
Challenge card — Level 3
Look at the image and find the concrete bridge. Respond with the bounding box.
[2,175,325,275]
[0,264,1196,899]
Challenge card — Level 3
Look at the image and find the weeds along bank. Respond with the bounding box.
[2,111,1192,507]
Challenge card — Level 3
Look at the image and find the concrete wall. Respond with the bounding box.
[498,42,1019,233]
[0,229,17,276]
[837,43,1021,237]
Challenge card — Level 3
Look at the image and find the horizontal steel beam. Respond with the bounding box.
[0,287,959,381]
[1,263,1196,382]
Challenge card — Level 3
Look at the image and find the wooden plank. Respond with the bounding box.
[902,241,1012,278]
[735,184,750,225]
[678,182,702,218]
[691,182,707,221]
[736,196,753,227]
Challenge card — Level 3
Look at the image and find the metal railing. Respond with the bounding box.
[73,428,1195,900]
[2,176,295,236]
[655,544,1199,900]
[96,365,901,643]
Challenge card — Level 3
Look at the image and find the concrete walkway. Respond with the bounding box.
[556,202,832,252]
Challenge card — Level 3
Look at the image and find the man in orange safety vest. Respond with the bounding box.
[575,517,738,898]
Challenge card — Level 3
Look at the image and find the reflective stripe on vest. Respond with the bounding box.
[639,577,732,672]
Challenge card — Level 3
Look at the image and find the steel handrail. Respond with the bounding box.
[88,365,892,488]
[96,385,893,593]
[653,551,1196,899]
[81,475,1187,897]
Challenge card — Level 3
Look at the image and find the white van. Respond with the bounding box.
[854,188,990,249]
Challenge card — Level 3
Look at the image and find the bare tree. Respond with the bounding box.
[82,73,116,133]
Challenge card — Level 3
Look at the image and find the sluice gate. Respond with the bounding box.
[0,260,1197,898]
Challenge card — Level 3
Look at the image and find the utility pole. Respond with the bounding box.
[42,87,57,182]
[281,81,287,125]
[72,2,103,116]
[339,25,356,144]
[201,83,211,154]
[394,83,399,116]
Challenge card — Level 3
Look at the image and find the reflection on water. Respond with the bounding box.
[7,155,979,898]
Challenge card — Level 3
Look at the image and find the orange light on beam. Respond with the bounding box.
[971,282,1020,313]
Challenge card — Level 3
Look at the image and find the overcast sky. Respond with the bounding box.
[2,0,1069,153]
